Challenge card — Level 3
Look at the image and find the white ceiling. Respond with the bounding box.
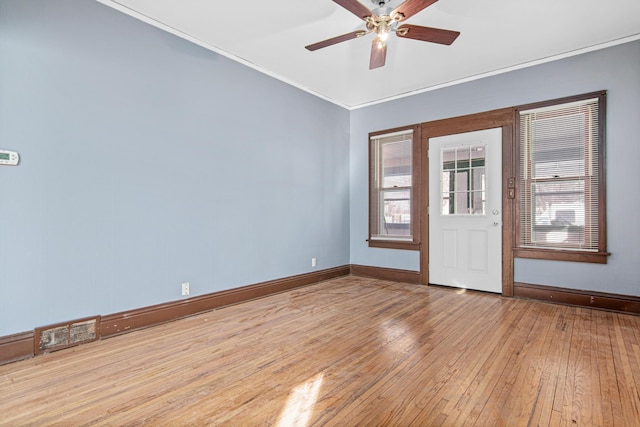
[97,0,640,109]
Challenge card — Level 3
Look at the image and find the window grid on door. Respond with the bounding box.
[441,145,487,215]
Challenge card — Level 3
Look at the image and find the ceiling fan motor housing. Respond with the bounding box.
[371,0,393,17]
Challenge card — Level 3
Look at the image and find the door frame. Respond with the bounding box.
[420,108,515,296]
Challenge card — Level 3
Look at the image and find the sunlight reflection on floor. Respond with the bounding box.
[276,372,324,427]
[381,319,417,354]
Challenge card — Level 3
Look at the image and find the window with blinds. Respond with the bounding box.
[369,126,419,249]
[518,93,605,255]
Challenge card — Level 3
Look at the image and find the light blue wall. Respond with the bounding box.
[0,0,350,336]
[350,40,640,297]
[2,1,638,338]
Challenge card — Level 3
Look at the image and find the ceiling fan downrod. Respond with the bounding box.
[371,0,393,19]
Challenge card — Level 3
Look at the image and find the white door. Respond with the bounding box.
[428,128,502,293]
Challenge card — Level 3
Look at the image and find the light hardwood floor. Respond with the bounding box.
[1,275,639,426]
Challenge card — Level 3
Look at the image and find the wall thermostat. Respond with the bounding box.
[0,150,19,166]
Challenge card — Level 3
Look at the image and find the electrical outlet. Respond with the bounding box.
[311,257,317,267]
[181,282,190,296]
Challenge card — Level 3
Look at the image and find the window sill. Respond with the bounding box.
[368,240,420,251]
[513,247,610,264]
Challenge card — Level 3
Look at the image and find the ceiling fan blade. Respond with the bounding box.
[392,0,438,21]
[333,0,374,20]
[396,24,460,45]
[305,31,365,51]
[369,39,387,69]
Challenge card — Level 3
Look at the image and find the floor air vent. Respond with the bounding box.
[34,316,100,355]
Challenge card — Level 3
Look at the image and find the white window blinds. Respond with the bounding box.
[519,97,601,251]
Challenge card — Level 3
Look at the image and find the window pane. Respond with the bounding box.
[471,191,486,215]
[456,169,469,192]
[442,170,454,194]
[382,140,411,188]
[441,195,451,215]
[471,146,486,167]
[456,192,469,214]
[457,146,470,169]
[381,189,411,237]
[471,168,485,192]
[531,181,585,227]
[443,148,455,170]
[531,115,586,178]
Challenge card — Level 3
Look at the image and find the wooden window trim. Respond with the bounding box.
[368,124,421,250]
[513,247,609,264]
[514,90,608,263]
[368,240,421,250]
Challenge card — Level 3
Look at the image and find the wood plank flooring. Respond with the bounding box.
[1,275,639,426]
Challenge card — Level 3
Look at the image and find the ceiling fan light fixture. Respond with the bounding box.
[307,0,460,69]
[378,28,390,42]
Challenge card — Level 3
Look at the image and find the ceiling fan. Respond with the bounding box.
[305,0,460,69]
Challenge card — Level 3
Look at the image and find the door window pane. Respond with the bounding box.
[441,145,486,215]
